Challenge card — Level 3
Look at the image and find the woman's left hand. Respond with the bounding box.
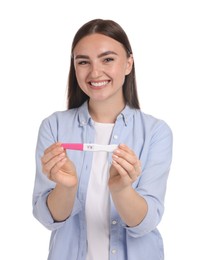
[109,144,141,193]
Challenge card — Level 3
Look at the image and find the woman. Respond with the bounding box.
[33,19,173,260]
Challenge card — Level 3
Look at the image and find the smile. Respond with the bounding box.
[89,80,110,87]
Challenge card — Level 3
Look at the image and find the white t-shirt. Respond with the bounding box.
[85,122,114,260]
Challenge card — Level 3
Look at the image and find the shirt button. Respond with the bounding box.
[113,134,118,140]
[111,249,116,254]
[112,220,117,225]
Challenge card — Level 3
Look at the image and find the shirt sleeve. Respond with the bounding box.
[125,120,173,238]
[32,115,82,231]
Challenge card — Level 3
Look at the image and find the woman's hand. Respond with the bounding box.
[109,144,141,193]
[41,142,78,188]
[109,144,147,227]
[41,143,78,221]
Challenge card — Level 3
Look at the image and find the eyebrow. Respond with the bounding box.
[75,51,118,60]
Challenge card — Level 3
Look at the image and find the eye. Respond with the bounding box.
[77,60,89,65]
[104,57,114,63]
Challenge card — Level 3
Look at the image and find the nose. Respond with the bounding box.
[90,62,102,78]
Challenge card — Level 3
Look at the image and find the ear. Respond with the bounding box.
[125,55,134,75]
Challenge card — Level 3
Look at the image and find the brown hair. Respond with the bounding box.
[67,19,140,109]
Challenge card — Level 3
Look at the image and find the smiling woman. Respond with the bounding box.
[68,19,140,111]
[72,33,134,121]
[32,18,173,260]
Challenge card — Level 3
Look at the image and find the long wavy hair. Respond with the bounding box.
[67,19,140,109]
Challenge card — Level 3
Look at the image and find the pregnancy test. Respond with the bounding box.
[61,143,118,152]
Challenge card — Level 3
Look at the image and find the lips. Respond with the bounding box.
[89,80,110,87]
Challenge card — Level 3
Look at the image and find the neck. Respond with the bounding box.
[88,99,125,123]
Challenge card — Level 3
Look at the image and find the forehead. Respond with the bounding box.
[73,33,126,56]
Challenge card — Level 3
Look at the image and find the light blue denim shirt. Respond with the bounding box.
[33,101,173,260]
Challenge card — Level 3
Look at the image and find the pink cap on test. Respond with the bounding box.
[61,143,84,151]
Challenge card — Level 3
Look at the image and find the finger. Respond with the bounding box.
[42,152,66,175]
[113,147,137,166]
[44,142,62,154]
[112,155,139,181]
[114,144,141,173]
[118,144,136,155]
[111,159,129,178]
[48,157,68,181]
[42,144,64,164]
[112,153,141,179]
[49,156,75,180]
[133,160,141,174]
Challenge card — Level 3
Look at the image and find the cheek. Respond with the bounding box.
[75,69,86,84]
[110,66,127,83]
[116,61,129,76]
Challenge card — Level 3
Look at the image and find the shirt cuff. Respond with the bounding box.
[33,191,82,231]
[122,196,162,238]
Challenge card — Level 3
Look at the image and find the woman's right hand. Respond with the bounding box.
[41,142,78,188]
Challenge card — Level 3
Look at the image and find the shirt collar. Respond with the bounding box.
[118,105,135,126]
[78,101,136,126]
[78,101,92,126]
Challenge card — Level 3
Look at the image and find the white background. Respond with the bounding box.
[0,0,206,259]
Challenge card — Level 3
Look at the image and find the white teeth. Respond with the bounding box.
[90,81,109,87]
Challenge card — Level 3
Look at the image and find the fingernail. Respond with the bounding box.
[112,154,119,160]
[59,152,65,158]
